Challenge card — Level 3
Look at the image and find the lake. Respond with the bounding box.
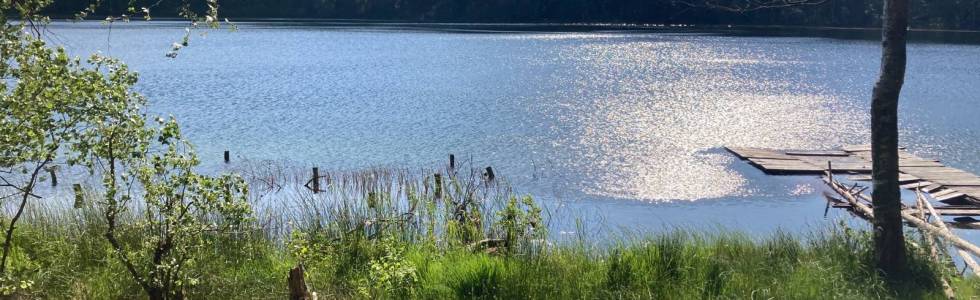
[47,21,980,236]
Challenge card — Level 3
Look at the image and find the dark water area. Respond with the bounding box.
[43,20,980,237]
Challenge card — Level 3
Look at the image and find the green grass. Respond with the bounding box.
[3,164,979,299]
[8,219,976,299]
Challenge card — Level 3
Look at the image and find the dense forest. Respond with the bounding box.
[43,0,980,30]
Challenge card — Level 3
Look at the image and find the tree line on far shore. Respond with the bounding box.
[41,0,980,30]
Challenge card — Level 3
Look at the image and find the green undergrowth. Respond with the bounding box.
[7,214,977,299]
[3,166,978,299]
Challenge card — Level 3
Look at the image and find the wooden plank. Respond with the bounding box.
[900,171,962,178]
[926,208,980,216]
[906,173,978,180]
[846,174,918,182]
[936,193,967,202]
[900,181,934,190]
[842,145,905,152]
[748,158,813,166]
[785,150,850,157]
[899,174,921,183]
[902,167,973,174]
[800,159,873,171]
[906,173,980,181]
[932,189,959,198]
[754,165,825,174]
[911,174,980,180]
[798,155,869,163]
[849,175,872,181]
[947,186,980,195]
[916,179,980,186]
[842,144,872,152]
[849,148,913,160]
[899,160,945,167]
[850,151,872,160]
[950,186,980,201]
[902,169,976,175]
[931,179,980,186]
[725,147,797,160]
[935,205,980,209]
[923,184,944,193]
[898,153,938,162]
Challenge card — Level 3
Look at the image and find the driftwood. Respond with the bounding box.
[825,175,980,265]
[824,175,968,299]
[913,194,955,299]
[470,238,507,254]
[917,190,980,276]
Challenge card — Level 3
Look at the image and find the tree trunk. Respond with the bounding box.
[870,0,910,277]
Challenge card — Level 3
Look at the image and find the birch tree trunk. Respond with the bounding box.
[871,0,910,277]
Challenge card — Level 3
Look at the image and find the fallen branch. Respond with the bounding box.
[823,175,980,260]
[914,194,955,299]
[917,189,980,276]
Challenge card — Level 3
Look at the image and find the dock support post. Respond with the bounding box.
[312,167,320,193]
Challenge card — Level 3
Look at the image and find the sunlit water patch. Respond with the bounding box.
[534,38,865,200]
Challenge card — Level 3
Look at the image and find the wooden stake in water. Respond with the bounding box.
[312,167,320,193]
[224,150,230,163]
[434,173,443,199]
[72,184,84,209]
[485,166,495,182]
[449,154,455,171]
[49,169,57,187]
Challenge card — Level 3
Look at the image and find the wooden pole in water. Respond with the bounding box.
[224,151,230,163]
[485,166,495,182]
[312,167,320,193]
[49,169,57,187]
[449,154,455,171]
[434,173,443,199]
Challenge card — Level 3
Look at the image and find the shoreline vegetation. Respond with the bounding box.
[6,162,979,299]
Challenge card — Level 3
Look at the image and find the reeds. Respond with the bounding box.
[0,160,973,299]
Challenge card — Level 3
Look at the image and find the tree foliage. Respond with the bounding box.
[1,1,252,298]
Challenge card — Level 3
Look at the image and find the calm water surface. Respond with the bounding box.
[47,21,980,236]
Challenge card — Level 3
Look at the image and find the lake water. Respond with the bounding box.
[46,21,980,236]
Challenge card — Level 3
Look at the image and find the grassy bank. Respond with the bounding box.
[3,164,977,299]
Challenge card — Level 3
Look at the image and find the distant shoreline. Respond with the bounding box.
[43,18,980,44]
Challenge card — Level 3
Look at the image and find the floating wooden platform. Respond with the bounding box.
[726,145,980,203]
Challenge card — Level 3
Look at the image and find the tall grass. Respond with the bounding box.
[2,161,976,299]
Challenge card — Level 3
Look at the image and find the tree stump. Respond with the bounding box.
[288,264,313,300]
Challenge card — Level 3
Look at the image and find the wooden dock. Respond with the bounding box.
[726,145,980,203]
[736,145,980,284]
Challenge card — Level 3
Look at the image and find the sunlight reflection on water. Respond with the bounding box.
[537,39,865,200]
